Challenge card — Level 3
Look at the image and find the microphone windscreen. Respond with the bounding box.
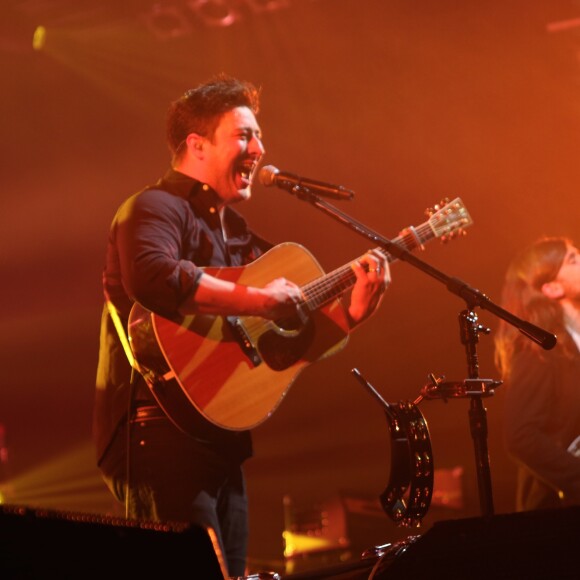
[258,165,279,186]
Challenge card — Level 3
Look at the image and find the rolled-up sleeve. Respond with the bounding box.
[113,188,202,317]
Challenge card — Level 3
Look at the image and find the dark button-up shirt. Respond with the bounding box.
[94,169,271,464]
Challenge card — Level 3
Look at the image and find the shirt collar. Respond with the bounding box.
[156,168,251,239]
[157,167,222,215]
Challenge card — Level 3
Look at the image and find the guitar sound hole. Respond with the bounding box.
[258,318,315,371]
[274,314,303,332]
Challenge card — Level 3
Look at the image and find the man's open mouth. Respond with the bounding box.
[237,162,256,187]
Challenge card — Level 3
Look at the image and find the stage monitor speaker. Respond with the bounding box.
[379,505,580,579]
[0,504,226,579]
[282,505,580,579]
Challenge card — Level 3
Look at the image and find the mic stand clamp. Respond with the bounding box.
[416,376,503,404]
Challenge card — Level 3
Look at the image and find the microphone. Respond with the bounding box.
[258,165,355,200]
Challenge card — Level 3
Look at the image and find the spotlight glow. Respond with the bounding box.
[32,25,46,51]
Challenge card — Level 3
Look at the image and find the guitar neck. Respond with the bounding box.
[301,222,433,312]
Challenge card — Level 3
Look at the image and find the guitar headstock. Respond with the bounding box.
[426,197,473,242]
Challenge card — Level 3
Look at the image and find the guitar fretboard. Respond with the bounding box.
[301,221,434,311]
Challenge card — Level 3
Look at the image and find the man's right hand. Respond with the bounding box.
[259,277,303,320]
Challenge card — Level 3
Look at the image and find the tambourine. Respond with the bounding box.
[380,400,433,528]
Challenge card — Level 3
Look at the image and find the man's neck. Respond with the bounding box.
[561,300,580,334]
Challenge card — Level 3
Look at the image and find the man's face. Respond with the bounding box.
[202,106,265,205]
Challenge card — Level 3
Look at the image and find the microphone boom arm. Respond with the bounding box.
[282,188,555,349]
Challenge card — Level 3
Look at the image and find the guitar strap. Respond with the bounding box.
[106,299,175,393]
[106,300,213,439]
[106,300,139,372]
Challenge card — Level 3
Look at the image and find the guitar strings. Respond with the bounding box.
[300,223,431,310]
[301,206,468,309]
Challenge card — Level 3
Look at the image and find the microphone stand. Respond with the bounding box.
[284,185,556,518]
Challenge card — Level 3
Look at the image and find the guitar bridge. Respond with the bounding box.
[226,316,262,367]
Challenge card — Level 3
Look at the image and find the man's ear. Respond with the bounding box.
[186,133,205,158]
[541,280,564,300]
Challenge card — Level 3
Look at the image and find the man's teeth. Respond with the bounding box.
[240,167,252,180]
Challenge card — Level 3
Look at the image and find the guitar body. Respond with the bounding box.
[129,242,350,431]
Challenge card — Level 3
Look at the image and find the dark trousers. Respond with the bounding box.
[99,409,249,577]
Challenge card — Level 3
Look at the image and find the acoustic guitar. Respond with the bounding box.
[128,197,472,432]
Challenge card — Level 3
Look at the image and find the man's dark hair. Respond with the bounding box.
[167,73,261,161]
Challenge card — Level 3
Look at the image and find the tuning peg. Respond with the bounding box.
[441,228,469,243]
[425,197,452,217]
